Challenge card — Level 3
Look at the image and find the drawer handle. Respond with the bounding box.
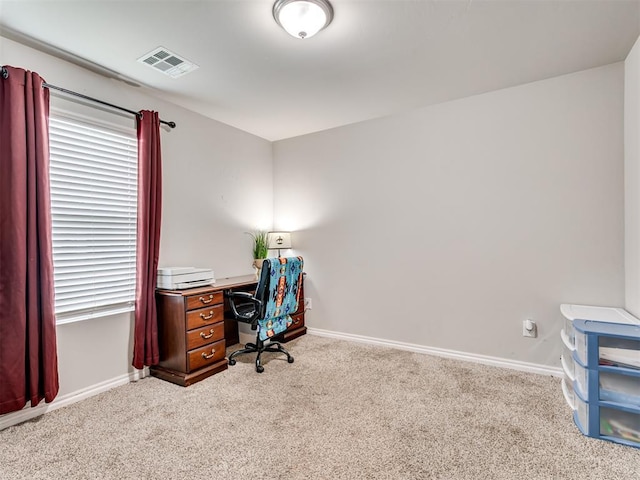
[293,318,301,325]
[201,349,216,360]
[200,311,214,320]
[199,295,214,304]
[200,329,215,339]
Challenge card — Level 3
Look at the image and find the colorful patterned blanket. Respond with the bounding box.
[258,256,304,341]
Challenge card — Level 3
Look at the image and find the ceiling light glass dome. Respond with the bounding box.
[273,0,334,39]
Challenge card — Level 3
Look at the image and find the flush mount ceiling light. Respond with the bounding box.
[273,0,334,39]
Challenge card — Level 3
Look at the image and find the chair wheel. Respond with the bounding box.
[287,357,294,363]
[228,359,236,366]
[256,365,264,373]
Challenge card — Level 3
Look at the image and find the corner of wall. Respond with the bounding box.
[625,35,640,317]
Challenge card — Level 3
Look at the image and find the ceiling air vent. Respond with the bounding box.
[137,47,199,78]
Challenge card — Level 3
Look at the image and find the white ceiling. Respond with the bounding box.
[1,0,639,141]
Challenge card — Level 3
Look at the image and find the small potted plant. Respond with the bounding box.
[248,230,269,273]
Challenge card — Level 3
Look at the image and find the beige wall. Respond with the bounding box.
[625,36,640,317]
[273,63,625,367]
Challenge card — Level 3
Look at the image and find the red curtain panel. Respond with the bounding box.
[132,110,162,369]
[0,66,59,414]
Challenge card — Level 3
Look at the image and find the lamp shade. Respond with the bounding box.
[268,231,292,250]
[273,0,333,39]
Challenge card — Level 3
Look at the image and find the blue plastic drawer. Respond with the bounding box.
[574,329,640,368]
[600,407,640,444]
[599,371,640,406]
[573,361,640,405]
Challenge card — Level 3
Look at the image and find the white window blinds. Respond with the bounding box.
[49,113,138,323]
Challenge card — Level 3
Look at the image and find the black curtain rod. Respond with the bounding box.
[1,66,176,129]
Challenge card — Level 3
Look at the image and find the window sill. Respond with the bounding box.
[55,304,135,326]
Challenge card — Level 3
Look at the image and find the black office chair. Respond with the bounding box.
[225,256,304,373]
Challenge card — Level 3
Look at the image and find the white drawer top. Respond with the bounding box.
[560,304,640,325]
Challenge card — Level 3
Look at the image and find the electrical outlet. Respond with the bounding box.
[304,297,312,310]
[523,319,537,338]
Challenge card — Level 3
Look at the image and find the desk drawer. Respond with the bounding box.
[186,291,223,311]
[186,304,223,330]
[187,323,225,350]
[188,340,225,371]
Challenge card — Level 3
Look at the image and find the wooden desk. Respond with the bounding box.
[152,274,306,386]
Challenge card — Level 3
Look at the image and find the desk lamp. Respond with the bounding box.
[268,231,292,257]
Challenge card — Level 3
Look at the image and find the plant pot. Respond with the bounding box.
[253,258,265,277]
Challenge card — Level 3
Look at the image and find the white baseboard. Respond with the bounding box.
[307,327,563,378]
[0,367,149,431]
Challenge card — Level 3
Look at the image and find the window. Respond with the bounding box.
[49,112,138,324]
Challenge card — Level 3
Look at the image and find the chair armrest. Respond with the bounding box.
[225,291,262,323]
[226,291,255,301]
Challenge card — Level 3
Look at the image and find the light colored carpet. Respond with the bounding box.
[0,335,638,480]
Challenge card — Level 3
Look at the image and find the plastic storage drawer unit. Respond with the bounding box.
[571,320,640,449]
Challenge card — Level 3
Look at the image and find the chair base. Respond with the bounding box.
[228,336,294,373]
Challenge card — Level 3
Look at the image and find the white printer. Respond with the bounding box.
[157,267,215,290]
